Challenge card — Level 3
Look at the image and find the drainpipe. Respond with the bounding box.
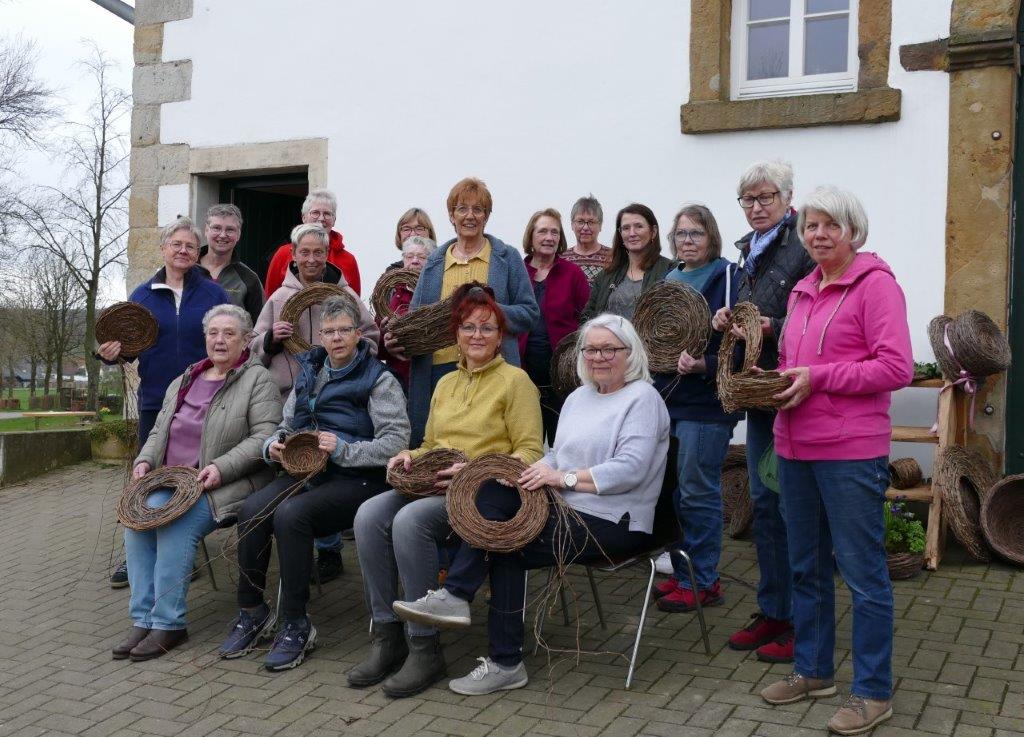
[89,0,134,24]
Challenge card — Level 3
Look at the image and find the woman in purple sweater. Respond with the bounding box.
[517,208,590,444]
[759,187,913,736]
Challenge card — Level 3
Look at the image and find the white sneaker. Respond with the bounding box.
[655,551,673,576]
[392,589,471,629]
[449,657,528,695]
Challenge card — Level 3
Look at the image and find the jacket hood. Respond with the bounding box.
[790,251,895,298]
[284,260,345,290]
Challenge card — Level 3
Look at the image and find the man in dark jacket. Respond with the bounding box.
[197,204,265,326]
[712,161,814,665]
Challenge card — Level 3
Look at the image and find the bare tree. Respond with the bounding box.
[12,43,130,410]
[0,34,56,144]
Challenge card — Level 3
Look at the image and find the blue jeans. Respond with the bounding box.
[672,419,735,589]
[779,456,893,701]
[315,532,342,551]
[746,409,791,620]
[124,490,217,630]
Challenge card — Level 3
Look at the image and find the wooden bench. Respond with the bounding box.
[21,411,100,431]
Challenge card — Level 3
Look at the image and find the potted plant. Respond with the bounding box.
[884,498,926,579]
[89,418,138,461]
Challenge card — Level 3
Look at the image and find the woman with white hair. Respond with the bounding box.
[759,187,911,735]
[112,304,281,662]
[378,235,437,387]
[391,314,670,696]
[710,160,814,663]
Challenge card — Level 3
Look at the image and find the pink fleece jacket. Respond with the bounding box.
[774,252,913,461]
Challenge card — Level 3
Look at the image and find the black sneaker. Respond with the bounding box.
[110,562,129,589]
[313,548,343,584]
[218,603,276,659]
[264,616,317,671]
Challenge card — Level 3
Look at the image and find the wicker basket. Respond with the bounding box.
[980,474,1024,567]
[886,551,923,580]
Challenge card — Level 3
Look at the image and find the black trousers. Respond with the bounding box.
[236,468,386,620]
[444,481,653,666]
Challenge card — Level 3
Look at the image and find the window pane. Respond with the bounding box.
[748,21,790,79]
[806,0,848,12]
[750,0,790,21]
[804,15,848,74]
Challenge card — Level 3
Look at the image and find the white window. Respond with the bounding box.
[731,0,858,100]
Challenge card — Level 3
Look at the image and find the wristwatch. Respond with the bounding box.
[563,471,579,490]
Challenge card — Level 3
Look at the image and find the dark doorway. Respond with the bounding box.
[1006,9,1024,474]
[218,173,308,280]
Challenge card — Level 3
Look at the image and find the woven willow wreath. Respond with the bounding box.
[550,330,581,398]
[935,445,997,562]
[370,268,420,320]
[387,296,456,357]
[117,466,205,531]
[95,302,159,358]
[279,283,351,354]
[446,454,550,553]
[633,281,711,374]
[716,302,789,413]
[281,431,329,478]
[387,448,468,499]
[928,310,1011,382]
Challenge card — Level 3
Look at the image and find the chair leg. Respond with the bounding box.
[200,539,217,591]
[586,566,606,630]
[676,548,711,655]
[626,558,657,690]
[522,570,528,624]
[275,579,283,624]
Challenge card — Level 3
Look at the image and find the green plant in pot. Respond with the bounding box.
[89,419,139,461]
[884,498,925,579]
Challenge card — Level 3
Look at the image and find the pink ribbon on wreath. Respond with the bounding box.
[930,322,977,434]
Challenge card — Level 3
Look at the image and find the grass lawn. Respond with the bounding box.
[0,413,118,433]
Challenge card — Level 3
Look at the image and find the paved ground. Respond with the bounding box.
[0,462,1022,737]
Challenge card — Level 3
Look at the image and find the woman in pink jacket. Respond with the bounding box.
[758,187,913,736]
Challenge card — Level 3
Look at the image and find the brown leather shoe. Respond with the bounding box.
[827,694,892,735]
[112,626,150,660]
[761,672,836,705]
[129,628,189,661]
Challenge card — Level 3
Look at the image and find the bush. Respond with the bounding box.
[89,418,139,446]
[884,499,926,554]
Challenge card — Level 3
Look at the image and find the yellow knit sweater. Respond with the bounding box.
[411,355,543,464]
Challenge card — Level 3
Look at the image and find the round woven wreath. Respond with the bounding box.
[387,296,456,357]
[387,448,468,499]
[721,444,752,538]
[280,283,351,354]
[281,431,329,478]
[95,302,159,358]
[935,445,997,562]
[371,268,420,320]
[716,302,789,414]
[981,473,1024,567]
[633,281,711,374]
[888,457,923,490]
[550,330,581,399]
[446,454,550,553]
[928,311,1011,383]
[117,466,205,531]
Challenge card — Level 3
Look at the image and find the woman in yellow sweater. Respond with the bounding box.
[349,283,542,699]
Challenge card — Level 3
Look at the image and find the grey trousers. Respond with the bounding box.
[353,490,450,636]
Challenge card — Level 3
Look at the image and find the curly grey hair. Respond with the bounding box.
[201,304,253,335]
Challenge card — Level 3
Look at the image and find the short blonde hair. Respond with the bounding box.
[575,314,652,388]
[797,185,869,249]
[159,216,201,248]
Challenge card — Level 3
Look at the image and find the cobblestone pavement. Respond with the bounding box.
[1,462,1022,737]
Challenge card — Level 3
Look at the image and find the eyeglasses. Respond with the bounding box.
[673,229,707,242]
[399,224,430,236]
[581,346,629,360]
[458,324,499,336]
[454,205,486,216]
[573,218,600,229]
[166,240,198,253]
[307,208,335,220]
[737,191,780,209]
[320,326,357,338]
[207,225,239,235]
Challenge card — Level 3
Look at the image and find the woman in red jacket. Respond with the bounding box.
[517,208,590,444]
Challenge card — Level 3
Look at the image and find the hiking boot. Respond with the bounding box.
[657,580,725,613]
[392,589,470,629]
[129,628,188,661]
[346,621,408,688]
[827,694,893,734]
[218,603,276,659]
[761,672,837,705]
[652,576,678,599]
[112,626,149,659]
[449,657,528,696]
[728,612,791,650]
[313,548,343,584]
[110,561,129,589]
[381,633,446,698]
[264,616,317,671]
[756,627,795,663]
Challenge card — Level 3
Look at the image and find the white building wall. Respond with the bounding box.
[158,0,952,457]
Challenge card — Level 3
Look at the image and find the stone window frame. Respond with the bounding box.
[681,0,901,134]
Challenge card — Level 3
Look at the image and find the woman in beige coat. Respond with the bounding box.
[113,304,282,663]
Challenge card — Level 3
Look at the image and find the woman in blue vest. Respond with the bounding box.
[217,296,410,671]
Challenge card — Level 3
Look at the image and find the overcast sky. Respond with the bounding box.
[3,0,135,299]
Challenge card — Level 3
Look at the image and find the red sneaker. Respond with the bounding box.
[656,580,725,613]
[727,612,791,651]
[756,628,795,663]
[652,577,678,599]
